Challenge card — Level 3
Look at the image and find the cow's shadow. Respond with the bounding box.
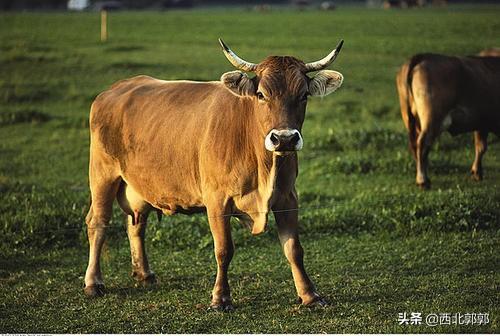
[104,273,203,298]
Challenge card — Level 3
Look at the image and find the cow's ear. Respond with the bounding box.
[221,71,255,96]
[309,70,343,97]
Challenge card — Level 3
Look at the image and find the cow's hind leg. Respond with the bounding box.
[415,128,433,189]
[471,130,488,181]
[84,157,121,297]
[206,201,234,311]
[396,63,418,160]
[126,214,156,286]
[414,109,442,190]
[116,182,156,286]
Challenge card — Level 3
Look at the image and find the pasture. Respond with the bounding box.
[1,5,499,333]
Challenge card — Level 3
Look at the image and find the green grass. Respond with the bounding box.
[1,6,499,333]
[1,232,498,333]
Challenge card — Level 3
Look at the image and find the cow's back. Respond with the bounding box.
[91,75,224,149]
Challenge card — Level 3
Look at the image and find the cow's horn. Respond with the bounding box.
[305,39,344,72]
[219,38,257,72]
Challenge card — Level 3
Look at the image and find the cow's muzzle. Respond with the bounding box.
[265,129,303,153]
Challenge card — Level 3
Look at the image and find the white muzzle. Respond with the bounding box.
[264,128,303,152]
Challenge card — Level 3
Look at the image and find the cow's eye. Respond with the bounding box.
[301,93,310,102]
[256,91,266,101]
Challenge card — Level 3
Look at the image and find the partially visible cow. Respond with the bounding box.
[84,39,344,309]
[479,48,500,57]
[396,52,500,189]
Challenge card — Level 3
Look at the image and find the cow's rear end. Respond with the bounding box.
[396,53,500,189]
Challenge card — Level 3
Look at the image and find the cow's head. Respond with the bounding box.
[219,38,344,154]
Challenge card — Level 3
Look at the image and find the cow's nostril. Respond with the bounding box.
[270,133,280,146]
[291,133,300,145]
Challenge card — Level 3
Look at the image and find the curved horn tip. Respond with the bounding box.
[217,38,258,72]
[218,38,229,51]
[336,39,344,52]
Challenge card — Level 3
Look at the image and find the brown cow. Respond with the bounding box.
[84,39,344,309]
[396,53,500,189]
[479,48,500,57]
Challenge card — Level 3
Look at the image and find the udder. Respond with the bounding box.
[116,182,152,225]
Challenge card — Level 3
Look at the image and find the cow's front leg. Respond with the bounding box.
[273,193,326,306]
[126,214,156,286]
[471,130,488,181]
[207,204,234,311]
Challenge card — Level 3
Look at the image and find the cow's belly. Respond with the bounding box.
[120,174,205,217]
[153,197,206,216]
[116,139,206,215]
[147,187,205,216]
[446,105,483,135]
[446,105,500,135]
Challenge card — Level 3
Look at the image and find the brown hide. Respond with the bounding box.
[85,41,344,306]
[90,75,295,234]
[479,48,500,57]
[396,53,500,188]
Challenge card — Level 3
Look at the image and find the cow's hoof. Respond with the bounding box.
[132,271,157,287]
[417,180,431,190]
[471,172,483,181]
[208,298,234,312]
[208,303,234,312]
[297,293,328,307]
[84,284,106,298]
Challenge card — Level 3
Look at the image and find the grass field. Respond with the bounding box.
[1,5,499,333]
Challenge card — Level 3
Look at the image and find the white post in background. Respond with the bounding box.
[100,10,107,42]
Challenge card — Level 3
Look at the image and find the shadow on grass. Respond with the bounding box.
[104,285,160,298]
[0,255,55,274]
[105,45,146,53]
[0,109,51,126]
[0,84,54,104]
[103,272,206,298]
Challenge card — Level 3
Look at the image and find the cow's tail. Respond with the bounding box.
[397,54,426,158]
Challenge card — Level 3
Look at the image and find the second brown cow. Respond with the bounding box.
[396,52,500,189]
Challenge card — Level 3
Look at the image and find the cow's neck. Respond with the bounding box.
[226,99,296,235]
[248,140,295,235]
